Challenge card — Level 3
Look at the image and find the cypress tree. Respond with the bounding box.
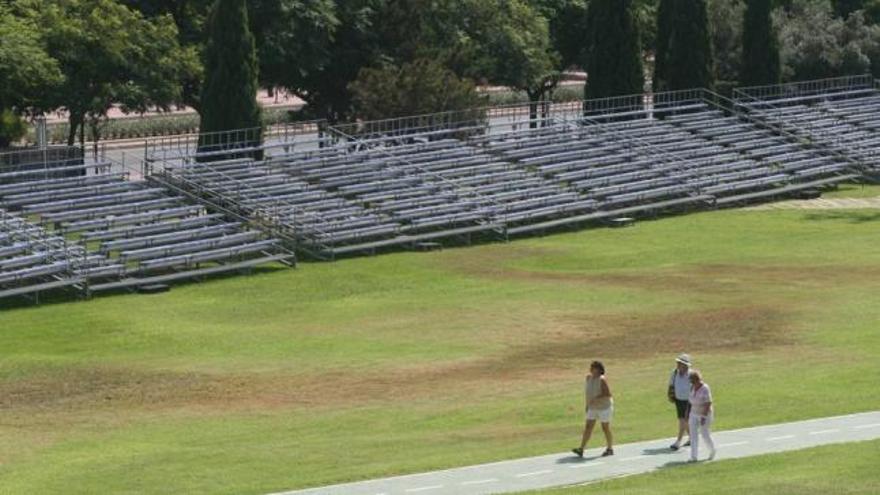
[653,0,675,93]
[198,0,262,156]
[665,0,714,91]
[741,0,781,87]
[585,0,644,100]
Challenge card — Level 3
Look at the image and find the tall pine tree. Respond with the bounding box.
[198,0,261,156]
[665,0,714,91]
[585,0,644,99]
[653,0,675,93]
[741,0,780,87]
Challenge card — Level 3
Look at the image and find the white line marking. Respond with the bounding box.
[718,441,749,448]
[809,429,840,435]
[854,423,880,430]
[767,435,796,442]
[619,455,647,462]
[460,479,498,486]
[568,461,605,469]
[515,469,553,478]
[405,485,443,493]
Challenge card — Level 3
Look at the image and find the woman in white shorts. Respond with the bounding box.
[572,361,614,457]
[688,369,716,462]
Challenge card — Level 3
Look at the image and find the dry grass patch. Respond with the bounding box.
[0,302,795,417]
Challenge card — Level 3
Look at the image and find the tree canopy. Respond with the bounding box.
[741,0,781,86]
[665,0,714,90]
[27,0,198,146]
[198,0,262,153]
[586,0,644,98]
[6,0,880,150]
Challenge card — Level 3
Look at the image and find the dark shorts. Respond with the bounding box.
[675,399,690,419]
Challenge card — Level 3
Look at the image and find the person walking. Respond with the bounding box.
[688,369,716,462]
[668,353,692,451]
[572,361,614,458]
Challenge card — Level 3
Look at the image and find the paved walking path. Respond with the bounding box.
[274,411,880,495]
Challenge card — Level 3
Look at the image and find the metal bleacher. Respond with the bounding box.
[151,87,861,260]
[733,74,880,171]
[0,154,295,302]
[4,77,875,302]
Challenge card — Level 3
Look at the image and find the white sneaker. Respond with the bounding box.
[708,450,716,461]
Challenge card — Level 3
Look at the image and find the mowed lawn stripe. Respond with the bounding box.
[1,187,879,494]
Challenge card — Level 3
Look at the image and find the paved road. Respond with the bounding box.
[273,411,880,495]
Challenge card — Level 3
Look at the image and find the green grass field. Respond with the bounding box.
[533,439,880,494]
[1,184,879,494]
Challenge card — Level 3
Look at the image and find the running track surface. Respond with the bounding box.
[272,411,880,495]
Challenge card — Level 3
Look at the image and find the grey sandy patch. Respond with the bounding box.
[746,196,880,210]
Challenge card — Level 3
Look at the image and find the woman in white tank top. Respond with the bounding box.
[572,361,614,458]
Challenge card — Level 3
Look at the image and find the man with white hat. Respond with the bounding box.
[668,353,692,451]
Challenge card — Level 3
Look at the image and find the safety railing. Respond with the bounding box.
[707,89,867,175]
[732,76,879,167]
[142,152,335,257]
[733,74,874,103]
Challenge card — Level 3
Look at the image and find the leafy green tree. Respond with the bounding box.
[349,59,487,121]
[0,4,63,146]
[530,0,591,70]
[833,0,865,18]
[198,0,262,154]
[634,0,659,54]
[585,0,644,98]
[120,0,211,44]
[666,0,714,90]
[34,0,196,148]
[653,0,675,91]
[119,0,211,109]
[464,0,559,126]
[741,0,781,86]
[709,0,746,85]
[0,110,28,148]
[248,0,338,95]
[775,1,880,80]
[272,1,375,122]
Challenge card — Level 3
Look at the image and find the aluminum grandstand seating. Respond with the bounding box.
[0,164,294,301]
[6,81,867,303]
[733,75,880,171]
[0,208,83,300]
[152,89,860,259]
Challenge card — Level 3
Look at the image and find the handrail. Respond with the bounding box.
[142,152,336,253]
[323,127,508,234]
[731,84,821,142]
[103,153,300,266]
[734,74,874,102]
[703,89,868,175]
[545,96,709,200]
[0,207,85,287]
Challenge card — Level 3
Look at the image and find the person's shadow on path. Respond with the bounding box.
[642,446,682,456]
[556,454,604,464]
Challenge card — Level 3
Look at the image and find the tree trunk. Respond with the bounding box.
[67,112,79,147]
[527,89,543,129]
[89,118,101,161]
[79,115,85,152]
